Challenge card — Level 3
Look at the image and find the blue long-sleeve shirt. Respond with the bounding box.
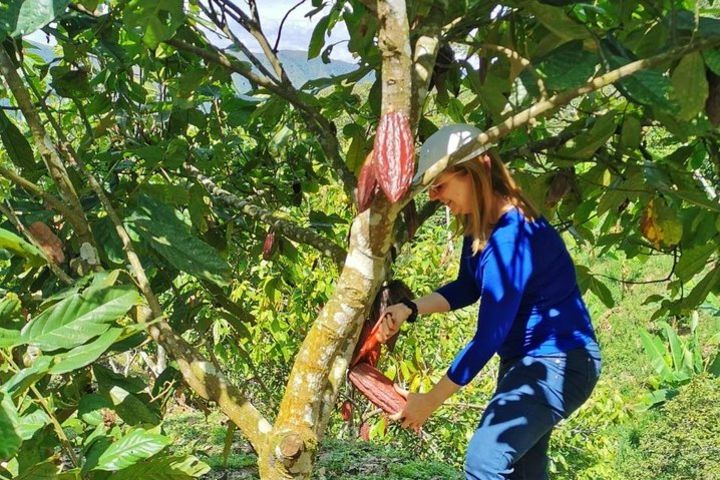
[436,208,598,386]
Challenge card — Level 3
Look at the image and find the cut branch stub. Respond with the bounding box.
[356,151,378,212]
[372,111,415,203]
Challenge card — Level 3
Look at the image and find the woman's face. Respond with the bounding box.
[428,170,473,215]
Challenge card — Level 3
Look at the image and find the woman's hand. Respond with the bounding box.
[377,303,412,343]
[388,385,437,433]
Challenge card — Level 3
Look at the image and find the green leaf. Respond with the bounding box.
[1,356,52,398]
[559,112,617,159]
[639,328,672,379]
[588,274,614,308]
[0,110,41,180]
[671,52,709,121]
[682,265,720,310]
[126,194,231,286]
[308,12,331,60]
[709,351,720,377]
[535,40,598,90]
[0,393,20,460]
[675,243,717,282]
[0,227,44,265]
[109,455,210,479]
[122,0,185,49]
[20,285,141,352]
[703,49,720,75]
[601,39,677,113]
[78,393,112,426]
[0,328,21,348]
[525,0,591,41]
[94,428,171,471]
[620,115,642,151]
[49,66,93,99]
[93,365,161,426]
[0,292,21,328]
[49,328,123,374]
[14,460,57,479]
[659,321,684,372]
[16,409,50,440]
[0,0,70,39]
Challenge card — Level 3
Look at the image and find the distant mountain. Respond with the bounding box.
[232,50,373,93]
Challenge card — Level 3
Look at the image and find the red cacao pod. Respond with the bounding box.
[359,421,370,441]
[545,169,573,208]
[340,400,353,422]
[372,111,415,203]
[356,151,378,212]
[28,221,65,264]
[351,314,385,368]
[348,362,406,416]
[262,231,275,260]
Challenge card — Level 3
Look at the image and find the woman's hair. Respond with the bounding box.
[446,150,539,255]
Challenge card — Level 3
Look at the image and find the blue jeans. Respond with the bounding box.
[464,347,602,479]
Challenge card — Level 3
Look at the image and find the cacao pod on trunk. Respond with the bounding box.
[401,199,418,241]
[356,151,378,212]
[373,111,415,203]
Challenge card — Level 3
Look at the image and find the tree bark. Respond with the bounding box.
[256,1,413,478]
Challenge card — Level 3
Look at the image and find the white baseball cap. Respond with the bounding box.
[413,124,488,186]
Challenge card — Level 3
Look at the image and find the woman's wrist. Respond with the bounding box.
[399,298,418,323]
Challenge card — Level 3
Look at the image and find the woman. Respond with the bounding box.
[379,124,602,479]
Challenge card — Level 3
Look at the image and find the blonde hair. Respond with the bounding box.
[445,151,539,255]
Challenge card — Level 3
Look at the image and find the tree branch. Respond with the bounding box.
[410,6,443,128]
[0,202,73,284]
[68,153,272,452]
[167,36,356,199]
[184,163,347,267]
[413,36,720,187]
[0,166,77,221]
[273,0,306,53]
[212,0,290,84]
[200,2,281,84]
[0,48,96,250]
[471,42,548,100]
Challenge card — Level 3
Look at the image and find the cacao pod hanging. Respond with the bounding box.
[356,151,378,212]
[349,362,406,416]
[358,422,370,441]
[28,221,65,264]
[372,111,415,203]
[340,400,353,422]
[262,231,275,260]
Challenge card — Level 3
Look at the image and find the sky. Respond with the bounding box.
[26,0,355,63]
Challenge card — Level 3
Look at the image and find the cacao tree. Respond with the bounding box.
[0,0,719,479]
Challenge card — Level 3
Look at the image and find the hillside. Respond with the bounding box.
[231,49,373,93]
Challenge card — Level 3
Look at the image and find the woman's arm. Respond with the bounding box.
[412,292,451,315]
